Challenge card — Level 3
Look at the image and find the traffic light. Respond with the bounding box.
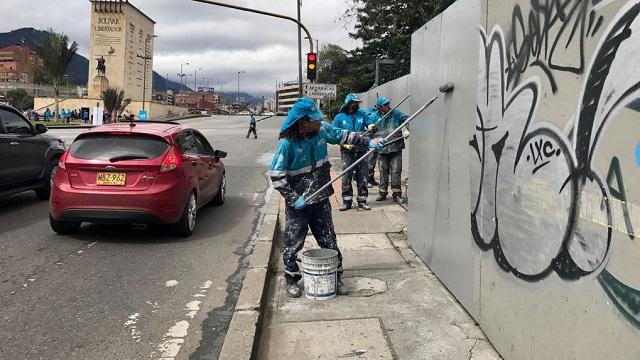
[306,52,317,81]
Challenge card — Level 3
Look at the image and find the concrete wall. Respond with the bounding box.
[360,0,640,358]
[359,75,411,114]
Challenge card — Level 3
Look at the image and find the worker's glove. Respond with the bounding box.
[367,124,377,133]
[294,196,307,210]
[368,138,386,151]
[402,128,410,139]
[342,144,355,151]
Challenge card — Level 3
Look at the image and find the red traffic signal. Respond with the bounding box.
[306,52,317,81]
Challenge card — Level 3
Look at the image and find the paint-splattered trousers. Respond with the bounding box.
[283,199,342,283]
[367,151,378,182]
[340,149,369,204]
[378,151,403,197]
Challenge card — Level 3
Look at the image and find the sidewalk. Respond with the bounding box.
[254,150,501,360]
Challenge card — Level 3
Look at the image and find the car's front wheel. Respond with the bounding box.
[172,192,197,237]
[49,214,81,235]
[36,158,58,200]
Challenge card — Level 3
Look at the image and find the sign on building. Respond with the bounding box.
[302,83,337,100]
[197,87,215,93]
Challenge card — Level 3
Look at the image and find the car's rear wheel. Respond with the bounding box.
[173,192,197,237]
[211,173,226,206]
[36,158,58,200]
[49,214,81,235]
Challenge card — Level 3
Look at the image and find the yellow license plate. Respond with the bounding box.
[96,172,126,186]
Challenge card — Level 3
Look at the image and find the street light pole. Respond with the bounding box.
[194,67,202,90]
[178,62,190,89]
[373,58,395,88]
[237,71,245,109]
[192,0,314,98]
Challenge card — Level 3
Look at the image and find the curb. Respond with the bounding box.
[218,190,282,360]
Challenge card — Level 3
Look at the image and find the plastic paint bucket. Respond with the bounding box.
[302,248,338,300]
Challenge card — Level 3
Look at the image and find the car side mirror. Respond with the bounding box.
[35,123,48,134]
[214,150,227,159]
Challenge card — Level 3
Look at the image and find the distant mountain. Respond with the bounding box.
[0,28,187,92]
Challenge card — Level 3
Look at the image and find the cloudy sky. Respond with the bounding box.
[0,0,360,96]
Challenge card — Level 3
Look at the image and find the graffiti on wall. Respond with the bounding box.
[505,0,602,93]
[470,0,640,327]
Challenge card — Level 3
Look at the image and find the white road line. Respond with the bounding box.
[123,313,142,343]
[164,280,178,287]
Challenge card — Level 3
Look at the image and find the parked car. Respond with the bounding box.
[0,103,65,200]
[49,121,227,237]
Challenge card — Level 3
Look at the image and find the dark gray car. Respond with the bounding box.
[0,104,65,199]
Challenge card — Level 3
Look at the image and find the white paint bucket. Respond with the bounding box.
[302,248,338,300]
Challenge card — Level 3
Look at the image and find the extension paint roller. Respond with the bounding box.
[302,82,455,205]
[363,94,411,136]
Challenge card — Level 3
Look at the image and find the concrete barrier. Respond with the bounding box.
[359,0,640,358]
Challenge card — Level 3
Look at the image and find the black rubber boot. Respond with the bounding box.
[357,202,371,210]
[393,195,406,205]
[287,281,301,298]
[376,194,387,201]
[339,202,352,211]
[337,278,347,295]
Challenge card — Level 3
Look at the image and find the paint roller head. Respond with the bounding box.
[438,82,455,93]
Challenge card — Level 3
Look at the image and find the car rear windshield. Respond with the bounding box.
[70,134,169,161]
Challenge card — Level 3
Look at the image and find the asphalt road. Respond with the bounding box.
[0,115,281,360]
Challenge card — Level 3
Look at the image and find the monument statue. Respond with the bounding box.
[96,56,106,77]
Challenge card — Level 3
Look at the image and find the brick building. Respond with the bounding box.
[0,44,42,84]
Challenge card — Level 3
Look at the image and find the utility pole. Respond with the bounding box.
[192,0,314,97]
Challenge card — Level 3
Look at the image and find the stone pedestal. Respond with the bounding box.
[89,76,109,98]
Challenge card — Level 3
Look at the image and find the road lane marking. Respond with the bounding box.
[155,280,212,359]
[165,280,178,287]
[185,301,201,319]
[123,313,142,343]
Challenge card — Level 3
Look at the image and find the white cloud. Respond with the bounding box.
[0,0,360,94]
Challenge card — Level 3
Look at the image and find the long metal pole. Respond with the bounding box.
[192,0,313,53]
[303,95,439,203]
[297,0,303,96]
[237,72,240,105]
[363,94,411,136]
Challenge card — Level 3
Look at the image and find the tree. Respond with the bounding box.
[317,43,366,117]
[101,88,130,123]
[34,30,78,121]
[6,89,34,111]
[342,0,456,89]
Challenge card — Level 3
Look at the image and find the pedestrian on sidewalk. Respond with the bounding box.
[269,97,385,298]
[332,93,375,211]
[368,97,409,204]
[246,112,258,139]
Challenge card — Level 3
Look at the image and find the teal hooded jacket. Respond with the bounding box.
[269,122,370,206]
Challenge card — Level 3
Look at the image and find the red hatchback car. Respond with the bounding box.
[50,121,226,237]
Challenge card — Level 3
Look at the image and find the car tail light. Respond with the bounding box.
[160,146,181,173]
[58,151,69,169]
